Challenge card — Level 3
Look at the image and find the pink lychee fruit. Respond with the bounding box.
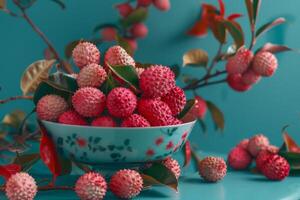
[140,65,176,98]
[75,172,107,200]
[256,150,274,172]
[115,3,133,17]
[121,114,150,127]
[261,154,290,180]
[72,87,106,117]
[109,169,143,199]
[198,156,227,182]
[137,0,153,7]
[153,0,170,11]
[161,86,186,116]
[162,157,181,179]
[5,172,37,200]
[91,116,117,127]
[58,110,87,126]
[37,94,68,121]
[228,146,252,170]
[107,87,137,118]
[77,63,107,88]
[236,138,249,150]
[104,45,135,68]
[247,134,270,157]
[226,47,253,74]
[130,23,148,38]
[241,69,261,85]
[124,38,138,53]
[227,74,252,92]
[101,27,117,41]
[72,42,100,69]
[252,52,278,77]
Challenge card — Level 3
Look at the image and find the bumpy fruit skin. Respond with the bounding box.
[261,154,290,180]
[115,3,133,17]
[241,69,261,85]
[138,98,174,126]
[227,74,252,92]
[162,157,181,179]
[5,172,37,200]
[37,94,68,121]
[161,86,186,116]
[265,145,279,154]
[77,64,107,88]
[256,150,273,172]
[72,87,106,117]
[121,114,150,127]
[226,47,253,74]
[153,0,170,11]
[58,110,87,126]
[130,23,148,38]
[137,0,152,7]
[140,65,176,98]
[236,138,249,150]
[72,42,100,69]
[199,157,227,182]
[101,27,117,41]
[252,52,278,77]
[247,134,270,157]
[104,45,135,67]
[228,147,252,170]
[109,169,143,199]
[91,116,117,127]
[107,87,137,118]
[75,172,107,200]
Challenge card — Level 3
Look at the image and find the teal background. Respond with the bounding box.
[1,0,300,154]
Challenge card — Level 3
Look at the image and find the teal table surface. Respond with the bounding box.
[1,152,300,200]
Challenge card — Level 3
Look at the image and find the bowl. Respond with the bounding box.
[42,120,196,165]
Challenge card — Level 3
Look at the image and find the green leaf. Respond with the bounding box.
[64,40,82,59]
[253,0,261,24]
[116,35,133,56]
[182,49,209,67]
[141,163,178,191]
[178,99,196,121]
[13,153,40,172]
[100,73,119,94]
[120,7,148,27]
[257,43,293,54]
[279,151,300,171]
[256,17,286,38]
[211,20,226,44]
[93,23,118,33]
[245,0,254,25]
[0,0,6,9]
[50,0,66,9]
[106,64,139,90]
[222,20,244,49]
[206,101,224,130]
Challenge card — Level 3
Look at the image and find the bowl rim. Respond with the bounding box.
[41,120,197,130]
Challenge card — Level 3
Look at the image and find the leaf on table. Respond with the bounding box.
[222,20,244,49]
[0,164,21,181]
[120,7,148,27]
[2,110,26,129]
[183,140,191,167]
[13,153,40,172]
[282,132,300,153]
[258,43,293,54]
[206,101,224,131]
[20,59,56,95]
[141,163,178,191]
[182,49,208,67]
[256,17,286,38]
[0,0,6,9]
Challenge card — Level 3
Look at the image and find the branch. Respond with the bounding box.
[197,78,227,88]
[0,95,33,104]
[11,0,73,74]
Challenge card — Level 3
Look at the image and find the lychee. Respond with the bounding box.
[227,74,252,92]
[72,42,100,69]
[58,110,88,126]
[140,65,176,98]
[130,23,148,38]
[162,157,181,179]
[75,172,107,200]
[153,0,170,11]
[115,3,133,17]
[247,134,270,157]
[256,150,273,172]
[72,87,106,117]
[104,45,135,68]
[264,145,279,154]
[252,52,278,77]
[198,156,227,182]
[236,138,249,150]
[77,64,107,88]
[91,116,117,127]
[161,86,186,116]
[261,154,290,180]
[121,114,150,127]
[226,47,253,74]
[5,172,37,200]
[137,0,152,7]
[124,38,138,53]
[101,27,117,41]
[107,87,137,118]
[228,146,252,170]
[37,94,68,121]
[109,169,143,199]
[241,69,261,85]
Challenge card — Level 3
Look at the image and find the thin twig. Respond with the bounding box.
[11,0,73,74]
[0,95,33,104]
[194,78,227,89]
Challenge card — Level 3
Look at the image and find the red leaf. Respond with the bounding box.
[183,140,191,167]
[187,20,209,37]
[283,133,300,153]
[259,43,293,54]
[227,13,243,21]
[39,122,62,180]
[218,0,225,16]
[0,164,21,181]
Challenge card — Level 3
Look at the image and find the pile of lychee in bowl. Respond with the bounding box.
[38,42,196,165]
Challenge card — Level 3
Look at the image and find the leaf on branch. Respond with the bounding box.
[141,163,178,191]
[13,153,40,172]
[182,49,208,67]
[0,0,6,9]
[206,101,224,131]
[211,18,226,44]
[256,17,286,38]
[20,59,56,95]
[253,0,261,24]
[258,43,293,54]
[222,20,244,49]
[178,99,197,122]
[50,0,66,10]
[244,0,254,25]
[2,110,26,129]
[0,164,21,181]
[120,7,148,27]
